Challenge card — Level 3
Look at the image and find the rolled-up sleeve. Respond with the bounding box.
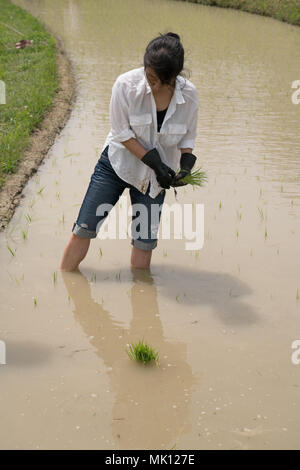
[177,93,199,150]
[109,79,136,143]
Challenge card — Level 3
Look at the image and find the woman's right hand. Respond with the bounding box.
[141,148,175,189]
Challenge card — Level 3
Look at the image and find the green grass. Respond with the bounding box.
[0,0,59,188]
[126,338,159,366]
[175,0,300,27]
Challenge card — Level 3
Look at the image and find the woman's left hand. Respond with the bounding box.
[171,152,197,187]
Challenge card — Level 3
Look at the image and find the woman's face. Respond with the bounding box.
[145,67,175,93]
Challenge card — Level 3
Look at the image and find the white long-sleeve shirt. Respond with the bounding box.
[100,66,199,199]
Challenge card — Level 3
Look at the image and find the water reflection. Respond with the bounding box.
[62,267,199,449]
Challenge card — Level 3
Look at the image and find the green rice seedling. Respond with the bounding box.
[236,210,242,221]
[176,294,179,302]
[56,192,60,200]
[236,229,239,239]
[163,250,167,257]
[258,207,264,221]
[33,298,37,307]
[219,201,222,210]
[99,247,103,258]
[296,289,299,302]
[22,229,28,240]
[53,271,57,284]
[25,213,32,223]
[7,245,15,256]
[264,227,268,239]
[126,338,159,366]
[37,186,45,195]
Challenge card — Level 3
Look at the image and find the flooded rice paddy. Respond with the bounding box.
[1,0,300,449]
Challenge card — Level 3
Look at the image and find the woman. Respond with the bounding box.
[60,32,199,272]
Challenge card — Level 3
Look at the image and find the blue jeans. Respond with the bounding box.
[72,145,166,250]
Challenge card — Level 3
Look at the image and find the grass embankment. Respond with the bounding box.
[177,0,300,26]
[0,0,59,189]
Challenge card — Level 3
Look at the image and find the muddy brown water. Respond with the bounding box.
[1,0,300,450]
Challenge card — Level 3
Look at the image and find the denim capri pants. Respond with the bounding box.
[72,145,166,250]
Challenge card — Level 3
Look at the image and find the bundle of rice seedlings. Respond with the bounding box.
[172,167,207,199]
[174,167,208,186]
[126,338,159,366]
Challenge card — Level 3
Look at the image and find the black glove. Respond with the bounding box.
[171,152,197,187]
[141,148,176,189]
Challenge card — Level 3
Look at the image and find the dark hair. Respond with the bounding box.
[143,32,189,88]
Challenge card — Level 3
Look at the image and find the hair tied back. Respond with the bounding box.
[166,32,180,41]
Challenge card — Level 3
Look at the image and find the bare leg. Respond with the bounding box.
[130,245,153,269]
[60,233,91,271]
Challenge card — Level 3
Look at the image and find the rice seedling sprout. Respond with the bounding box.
[126,338,159,366]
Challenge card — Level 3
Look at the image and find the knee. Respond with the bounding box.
[70,233,90,245]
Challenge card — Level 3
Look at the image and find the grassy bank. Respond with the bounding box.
[175,0,300,26]
[0,0,59,189]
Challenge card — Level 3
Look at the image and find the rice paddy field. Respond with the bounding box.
[0,0,300,450]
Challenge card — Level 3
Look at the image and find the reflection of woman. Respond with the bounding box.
[61,268,197,449]
[60,32,199,272]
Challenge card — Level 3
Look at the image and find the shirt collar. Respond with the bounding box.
[142,68,185,105]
